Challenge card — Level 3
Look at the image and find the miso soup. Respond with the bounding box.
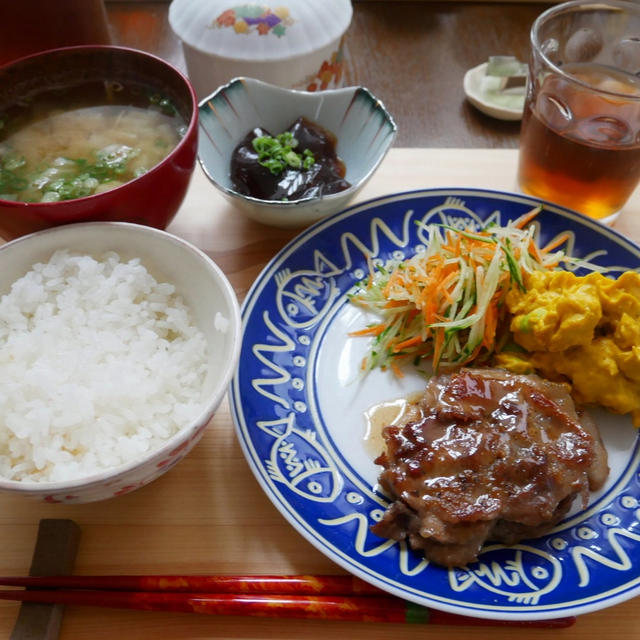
[0,80,187,203]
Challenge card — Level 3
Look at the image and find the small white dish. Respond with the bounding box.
[463,62,526,121]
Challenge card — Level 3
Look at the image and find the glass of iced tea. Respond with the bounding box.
[517,0,640,223]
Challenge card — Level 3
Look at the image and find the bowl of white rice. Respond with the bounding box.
[0,222,240,502]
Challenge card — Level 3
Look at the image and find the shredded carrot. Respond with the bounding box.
[383,299,409,309]
[348,207,594,376]
[430,329,445,367]
[365,258,376,290]
[390,361,404,378]
[461,343,483,366]
[514,206,542,229]
[528,238,543,263]
[348,324,386,338]
[438,274,458,304]
[482,301,499,351]
[392,335,423,353]
[541,232,571,254]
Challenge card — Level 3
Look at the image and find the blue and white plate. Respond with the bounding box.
[230,188,640,621]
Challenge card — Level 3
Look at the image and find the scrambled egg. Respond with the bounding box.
[494,269,640,426]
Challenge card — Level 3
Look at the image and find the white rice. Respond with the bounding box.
[0,250,210,483]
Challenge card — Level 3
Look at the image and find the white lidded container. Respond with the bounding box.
[169,0,353,99]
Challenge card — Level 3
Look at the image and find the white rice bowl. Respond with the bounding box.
[0,222,240,502]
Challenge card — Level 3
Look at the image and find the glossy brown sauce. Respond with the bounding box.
[363,392,423,458]
[230,117,351,201]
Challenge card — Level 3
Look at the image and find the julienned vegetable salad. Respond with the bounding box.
[347,207,600,375]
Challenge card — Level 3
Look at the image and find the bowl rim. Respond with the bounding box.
[0,221,242,494]
[179,37,345,65]
[0,45,199,210]
[197,76,398,208]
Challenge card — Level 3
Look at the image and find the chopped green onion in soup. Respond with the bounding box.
[0,87,186,203]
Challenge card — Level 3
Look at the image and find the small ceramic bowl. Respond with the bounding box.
[168,0,353,99]
[198,77,397,228]
[0,46,198,241]
[0,222,241,503]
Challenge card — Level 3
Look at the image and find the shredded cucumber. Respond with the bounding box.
[348,208,599,374]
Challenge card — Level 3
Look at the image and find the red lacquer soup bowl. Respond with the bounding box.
[0,45,198,240]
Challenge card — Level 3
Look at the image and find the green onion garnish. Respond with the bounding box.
[252,132,316,175]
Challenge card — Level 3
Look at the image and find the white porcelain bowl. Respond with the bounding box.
[0,222,241,503]
[169,0,353,99]
[198,77,397,228]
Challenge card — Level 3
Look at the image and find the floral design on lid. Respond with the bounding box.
[213,5,294,36]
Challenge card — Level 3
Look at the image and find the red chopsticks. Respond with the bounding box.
[0,574,576,628]
[0,573,381,595]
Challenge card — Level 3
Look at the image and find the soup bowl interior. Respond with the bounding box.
[0,46,198,240]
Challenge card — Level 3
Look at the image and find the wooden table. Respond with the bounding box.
[104,0,553,148]
[0,148,639,639]
[2,1,639,638]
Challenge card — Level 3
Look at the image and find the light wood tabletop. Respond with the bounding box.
[1,2,640,639]
[0,149,639,639]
